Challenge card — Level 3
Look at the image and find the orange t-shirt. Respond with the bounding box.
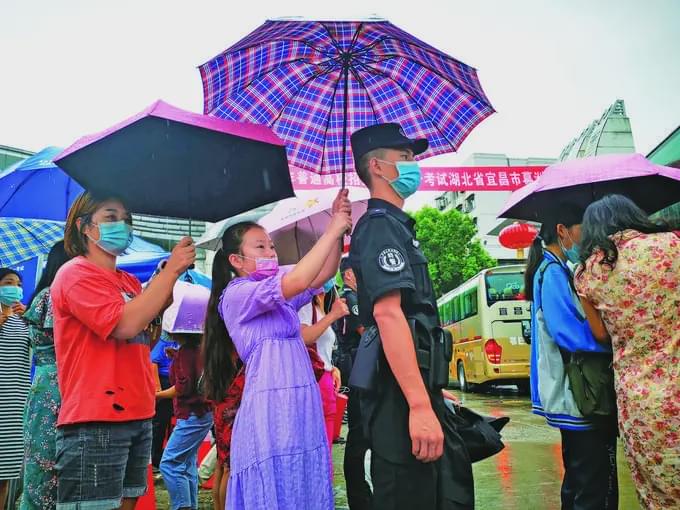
[51,256,155,426]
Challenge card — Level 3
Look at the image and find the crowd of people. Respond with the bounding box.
[0,122,677,510]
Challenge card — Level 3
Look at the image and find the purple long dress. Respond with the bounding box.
[220,269,333,510]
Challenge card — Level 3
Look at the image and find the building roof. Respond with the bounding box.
[647,125,680,166]
[558,100,635,161]
[0,144,34,157]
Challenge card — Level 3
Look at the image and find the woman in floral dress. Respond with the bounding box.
[575,195,680,510]
[20,241,69,510]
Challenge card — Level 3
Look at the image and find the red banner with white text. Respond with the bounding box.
[290,166,547,191]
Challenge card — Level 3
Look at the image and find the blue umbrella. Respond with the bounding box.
[117,236,170,283]
[116,238,211,286]
[0,217,64,266]
[0,146,84,221]
[182,269,211,289]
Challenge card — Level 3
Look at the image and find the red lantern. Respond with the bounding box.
[498,223,538,258]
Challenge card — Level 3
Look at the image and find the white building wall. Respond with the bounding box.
[431,153,556,263]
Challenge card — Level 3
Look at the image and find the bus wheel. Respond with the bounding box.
[457,361,470,393]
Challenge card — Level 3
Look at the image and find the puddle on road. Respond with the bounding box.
[455,387,641,510]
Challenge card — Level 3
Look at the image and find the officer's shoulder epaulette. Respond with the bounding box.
[368,208,387,218]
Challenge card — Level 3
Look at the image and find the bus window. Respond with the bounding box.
[485,271,524,306]
[462,288,478,319]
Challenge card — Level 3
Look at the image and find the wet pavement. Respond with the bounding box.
[157,386,643,509]
[456,386,641,510]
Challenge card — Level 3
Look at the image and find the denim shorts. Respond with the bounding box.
[55,419,152,510]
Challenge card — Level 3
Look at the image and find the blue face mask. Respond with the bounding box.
[564,244,580,264]
[0,286,23,305]
[90,221,133,256]
[323,278,336,294]
[559,233,581,264]
[378,160,422,199]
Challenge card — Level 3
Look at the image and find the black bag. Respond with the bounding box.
[443,399,509,463]
[348,325,382,393]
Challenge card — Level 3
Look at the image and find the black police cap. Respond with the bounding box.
[350,123,428,165]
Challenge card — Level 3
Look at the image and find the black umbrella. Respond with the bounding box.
[55,100,294,223]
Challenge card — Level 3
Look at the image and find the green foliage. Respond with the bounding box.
[411,206,496,297]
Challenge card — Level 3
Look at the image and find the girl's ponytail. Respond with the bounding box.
[201,221,260,402]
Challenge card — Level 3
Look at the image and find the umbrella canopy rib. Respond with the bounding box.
[355,63,459,152]
[16,222,54,252]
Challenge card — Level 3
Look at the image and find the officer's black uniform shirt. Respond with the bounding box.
[348,198,441,463]
[349,198,439,331]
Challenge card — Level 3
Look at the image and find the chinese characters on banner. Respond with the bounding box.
[290,166,547,191]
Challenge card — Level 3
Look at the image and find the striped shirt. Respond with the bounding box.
[0,314,30,480]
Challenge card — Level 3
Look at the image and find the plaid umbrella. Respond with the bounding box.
[0,218,64,266]
[200,18,494,185]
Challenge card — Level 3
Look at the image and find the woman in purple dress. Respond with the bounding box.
[202,190,351,509]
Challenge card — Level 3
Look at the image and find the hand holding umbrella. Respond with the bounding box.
[163,237,196,277]
[332,188,353,236]
[328,209,353,240]
[332,189,352,215]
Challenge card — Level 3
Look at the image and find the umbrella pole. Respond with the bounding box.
[341,64,350,190]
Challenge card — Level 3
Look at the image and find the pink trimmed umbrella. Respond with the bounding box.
[258,188,370,264]
[54,100,294,222]
[498,153,680,221]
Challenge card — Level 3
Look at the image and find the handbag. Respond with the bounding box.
[442,399,509,463]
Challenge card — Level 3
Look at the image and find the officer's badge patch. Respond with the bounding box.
[378,248,406,272]
[352,305,359,315]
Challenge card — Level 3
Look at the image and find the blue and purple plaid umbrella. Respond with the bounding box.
[200,18,495,185]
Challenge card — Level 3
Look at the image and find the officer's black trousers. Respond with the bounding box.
[343,390,372,510]
[370,453,473,510]
[560,427,618,510]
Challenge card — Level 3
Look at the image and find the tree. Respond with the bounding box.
[411,206,496,297]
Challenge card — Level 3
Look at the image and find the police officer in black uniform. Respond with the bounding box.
[337,257,372,509]
[348,123,474,510]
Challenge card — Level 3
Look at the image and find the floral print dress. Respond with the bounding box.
[575,230,680,509]
[20,288,60,510]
